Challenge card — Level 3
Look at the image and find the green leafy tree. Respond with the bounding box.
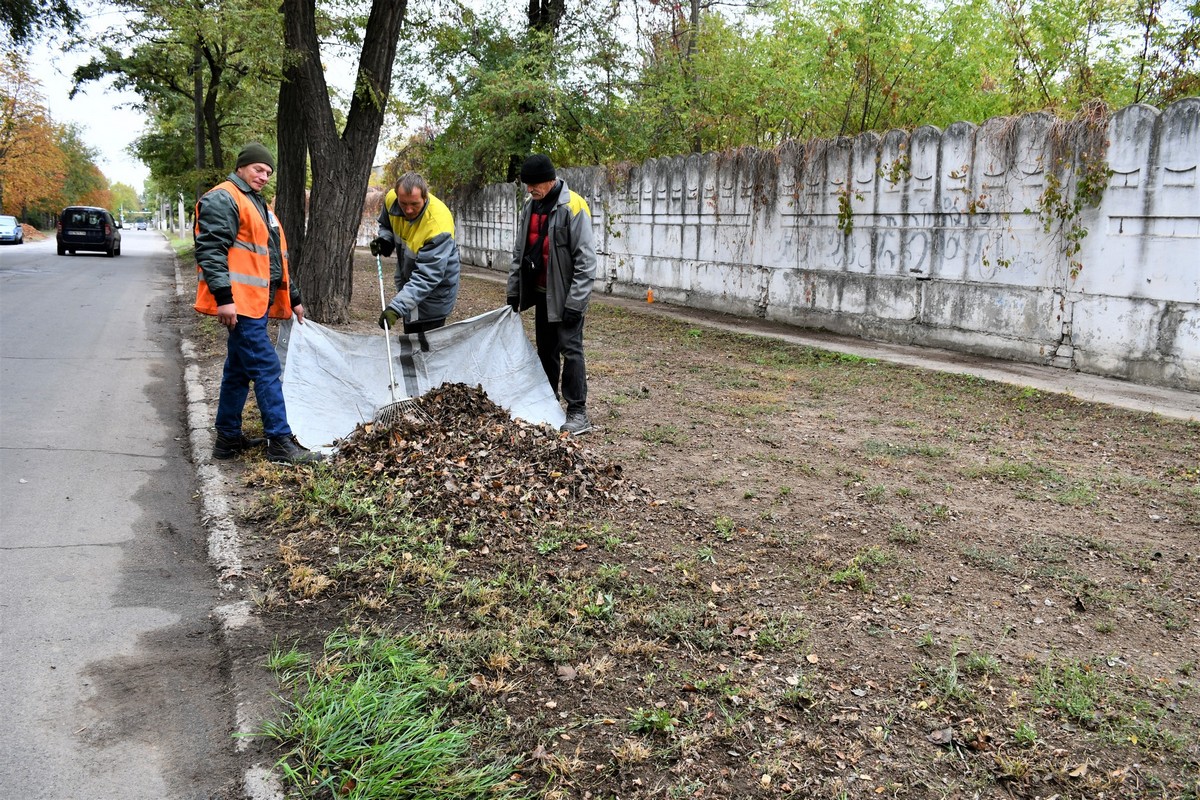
[1130,0,1200,104]
[109,182,141,221]
[396,0,631,190]
[0,0,79,45]
[71,0,284,206]
[58,124,111,208]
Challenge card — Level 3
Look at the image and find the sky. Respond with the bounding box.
[29,11,151,191]
[29,24,363,194]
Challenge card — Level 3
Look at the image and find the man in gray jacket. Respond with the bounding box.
[372,172,460,335]
[507,154,597,435]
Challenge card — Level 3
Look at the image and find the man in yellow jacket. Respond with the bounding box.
[371,172,460,335]
[194,142,322,465]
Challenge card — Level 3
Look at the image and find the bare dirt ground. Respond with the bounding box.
[191,252,1199,799]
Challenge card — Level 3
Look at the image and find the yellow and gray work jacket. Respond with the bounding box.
[376,191,461,322]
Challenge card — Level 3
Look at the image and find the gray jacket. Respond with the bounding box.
[507,179,596,322]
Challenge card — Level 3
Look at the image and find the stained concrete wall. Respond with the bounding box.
[448,100,1200,391]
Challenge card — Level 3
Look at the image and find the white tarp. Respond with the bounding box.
[276,306,565,451]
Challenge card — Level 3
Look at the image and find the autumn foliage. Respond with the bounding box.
[0,53,66,215]
[0,50,113,218]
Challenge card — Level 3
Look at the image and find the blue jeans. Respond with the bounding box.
[215,313,291,439]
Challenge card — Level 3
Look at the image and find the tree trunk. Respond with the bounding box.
[276,63,307,281]
[278,0,407,324]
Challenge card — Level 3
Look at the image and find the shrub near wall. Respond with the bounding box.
[451,100,1199,391]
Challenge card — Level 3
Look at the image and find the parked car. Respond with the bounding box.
[0,214,23,244]
[136,220,147,230]
[56,206,121,257]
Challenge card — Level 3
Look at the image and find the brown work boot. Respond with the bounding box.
[266,435,324,464]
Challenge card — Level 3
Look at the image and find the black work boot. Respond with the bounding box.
[212,432,266,460]
[560,411,594,435]
[266,434,324,464]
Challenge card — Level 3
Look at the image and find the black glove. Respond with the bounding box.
[507,295,520,313]
[378,308,401,330]
[369,237,394,257]
[561,307,583,326]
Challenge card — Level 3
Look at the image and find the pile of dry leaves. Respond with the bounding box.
[329,382,655,536]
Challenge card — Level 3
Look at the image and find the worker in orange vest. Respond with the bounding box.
[194,142,323,465]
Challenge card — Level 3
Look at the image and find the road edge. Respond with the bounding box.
[174,259,285,800]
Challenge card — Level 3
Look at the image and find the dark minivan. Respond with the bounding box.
[57,206,122,257]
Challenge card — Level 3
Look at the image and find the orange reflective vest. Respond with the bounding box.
[193,180,293,320]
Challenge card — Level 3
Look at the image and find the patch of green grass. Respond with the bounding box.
[713,516,737,541]
[926,503,953,521]
[963,460,1064,484]
[256,631,522,800]
[1030,657,1185,749]
[641,424,687,445]
[628,706,676,735]
[1012,719,1039,748]
[888,523,920,545]
[913,653,973,708]
[754,611,808,651]
[830,563,869,591]
[863,439,949,458]
[959,545,1019,575]
[962,651,1001,675]
[830,546,892,592]
[644,602,721,651]
[781,673,818,708]
[1053,481,1098,506]
[264,640,310,680]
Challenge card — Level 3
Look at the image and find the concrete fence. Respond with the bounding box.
[434,100,1200,391]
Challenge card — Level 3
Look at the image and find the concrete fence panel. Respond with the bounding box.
[443,101,1198,390]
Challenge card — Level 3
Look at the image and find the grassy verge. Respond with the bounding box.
[257,632,524,800]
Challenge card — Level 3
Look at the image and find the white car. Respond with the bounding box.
[0,215,23,244]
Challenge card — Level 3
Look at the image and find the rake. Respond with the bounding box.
[374,252,433,427]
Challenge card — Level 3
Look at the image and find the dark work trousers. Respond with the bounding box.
[215,313,292,439]
[534,292,587,415]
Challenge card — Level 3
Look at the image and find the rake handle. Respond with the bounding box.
[375,253,399,402]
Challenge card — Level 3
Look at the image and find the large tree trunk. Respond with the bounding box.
[276,62,307,279]
[278,0,407,324]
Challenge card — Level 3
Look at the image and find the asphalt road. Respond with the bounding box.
[0,230,242,798]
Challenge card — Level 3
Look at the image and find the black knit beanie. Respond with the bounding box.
[519,153,556,184]
[236,142,276,171]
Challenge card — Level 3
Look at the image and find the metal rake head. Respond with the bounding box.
[374,397,434,428]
